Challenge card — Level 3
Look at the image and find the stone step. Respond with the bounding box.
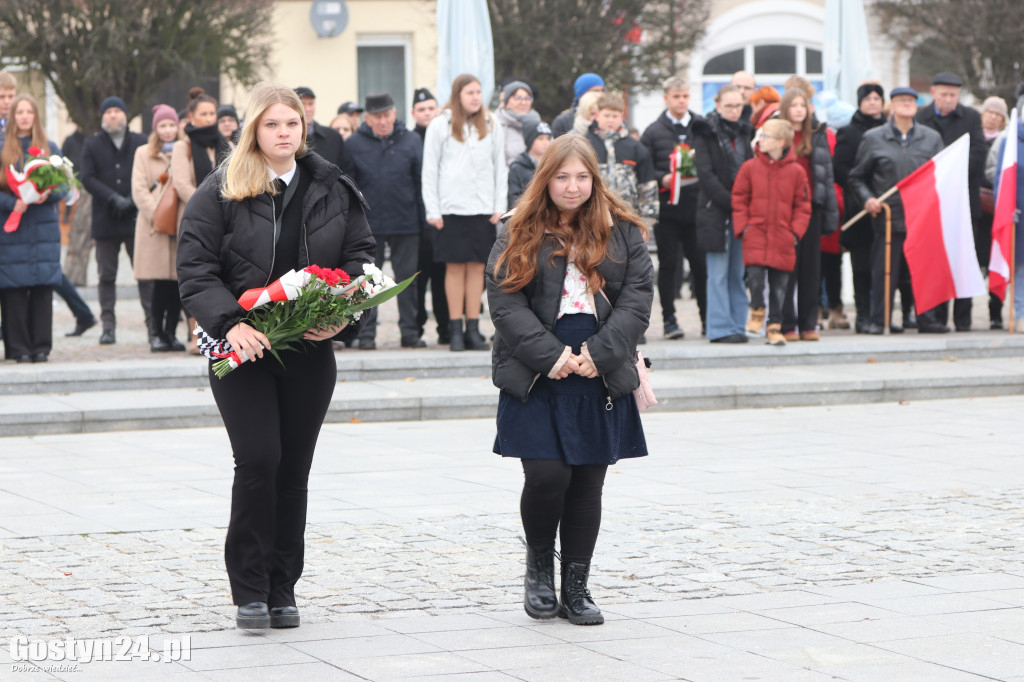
[3,356,1023,436]
[5,333,1024,395]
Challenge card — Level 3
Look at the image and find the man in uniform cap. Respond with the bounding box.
[914,71,987,332]
[295,86,355,176]
[408,86,449,343]
[345,92,425,349]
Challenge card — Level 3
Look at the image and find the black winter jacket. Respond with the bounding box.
[346,121,424,236]
[307,121,356,177]
[177,151,377,340]
[833,111,886,248]
[485,219,653,403]
[640,110,701,223]
[916,103,986,224]
[805,126,840,234]
[691,112,753,252]
[80,129,148,239]
[507,151,536,207]
[848,122,945,232]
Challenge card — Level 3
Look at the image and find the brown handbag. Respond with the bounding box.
[152,169,178,235]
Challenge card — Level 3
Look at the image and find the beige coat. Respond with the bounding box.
[171,139,216,204]
[131,144,182,281]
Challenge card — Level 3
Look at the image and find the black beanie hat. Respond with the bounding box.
[856,83,884,106]
[523,120,552,153]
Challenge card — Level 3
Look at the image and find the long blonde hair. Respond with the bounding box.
[0,94,48,192]
[496,135,646,293]
[221,82,308,201]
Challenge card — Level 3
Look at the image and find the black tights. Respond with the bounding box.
[520,459,607,563]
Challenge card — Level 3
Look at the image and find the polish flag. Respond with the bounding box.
[989,109,1018,300]
[900,134,986,313]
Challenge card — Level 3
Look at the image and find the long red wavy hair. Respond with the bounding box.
[495,134,646,293]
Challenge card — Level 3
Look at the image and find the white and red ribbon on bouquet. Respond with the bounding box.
[4,160,55,233]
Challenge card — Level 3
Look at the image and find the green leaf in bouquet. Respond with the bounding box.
[345,273,418,315]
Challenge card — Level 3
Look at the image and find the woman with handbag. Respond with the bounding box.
[132,104,185,351]
[173,87,232,354]
[486,134,653,625]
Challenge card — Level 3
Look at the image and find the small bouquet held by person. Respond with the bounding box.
[4,146,82,233]
[669,142,698,204]
[197,264,414,378]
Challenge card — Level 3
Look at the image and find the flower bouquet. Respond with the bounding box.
[669,142,698,204]
[4,146,82,233]
[196,263,415,378]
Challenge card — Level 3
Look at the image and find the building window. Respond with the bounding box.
[357,35,412,119]
[700,44,824,113]
[754,45,796,75]
[703,49,744,76]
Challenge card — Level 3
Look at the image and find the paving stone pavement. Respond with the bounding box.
[2,396,1024,680]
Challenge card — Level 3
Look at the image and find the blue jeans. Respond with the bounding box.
[1016,264,1024,321]
[54,273,94,323]
[705,230,748,339]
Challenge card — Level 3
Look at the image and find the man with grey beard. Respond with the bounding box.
[79,96,148,344]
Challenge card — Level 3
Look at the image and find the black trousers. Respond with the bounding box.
[95,235,152,331]
[783,213,822,333]
[850,244,872,323]
[358,233,421,341]
[918,298,973,330]
[746,265,790,326]
[654,215,705,327]
[416,226,449,340]
[821,251,842,309]
[520,460,608,564]
[209,341,337,606]
[869,225,908,326]
[150,280,182,338]
[0,286,53,358]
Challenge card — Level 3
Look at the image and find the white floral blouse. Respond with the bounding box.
[558,260,595,318]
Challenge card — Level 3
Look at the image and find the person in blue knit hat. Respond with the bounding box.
[551,73,605,138]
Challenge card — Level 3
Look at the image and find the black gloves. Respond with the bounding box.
[108,193,135,218]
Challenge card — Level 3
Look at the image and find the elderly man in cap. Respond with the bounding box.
[409,87,449,343]
[914,72,987,332]
[849,87,944,335]
[295,86,355,176]
[79,96,149,344]
[345,92,425,349]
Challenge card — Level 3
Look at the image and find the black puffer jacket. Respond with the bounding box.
[485,219,653,403]
[833,110,886,248]
[177,151,377,339]
[507,151,536,207]
[806,125,840,233]
[691,112,753,252]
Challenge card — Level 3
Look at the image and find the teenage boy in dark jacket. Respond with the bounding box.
[507,120,551,208]
[641,76,706,339]
[585,93,658,219]
[345,92,426,349]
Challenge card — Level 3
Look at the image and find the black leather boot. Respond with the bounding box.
[449,319,465,352]
[524,544,558,619]
[149,334,170,352]
[558,561,604,625]
[464,318,489,350]
[236,602,270,629]
[269,605,300,628]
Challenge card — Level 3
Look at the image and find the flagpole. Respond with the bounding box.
[841,185,900,231]
[882,202,892,334]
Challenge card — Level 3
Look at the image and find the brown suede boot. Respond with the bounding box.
[765,323,786,346]
[746,307,766,336]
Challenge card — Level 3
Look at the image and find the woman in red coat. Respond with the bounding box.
[732,119,812,345]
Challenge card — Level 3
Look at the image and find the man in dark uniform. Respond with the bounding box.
[410,87,449,344]
[914,72,987,332]
[641,75,707,339]
[295,86,355,177]
[79,96,148,344]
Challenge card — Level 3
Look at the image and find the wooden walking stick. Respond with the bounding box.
[882,202,892,335]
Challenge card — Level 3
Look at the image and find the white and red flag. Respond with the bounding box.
[989,109,1018,301]
[900,134,986,313]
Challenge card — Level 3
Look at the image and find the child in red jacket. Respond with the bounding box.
[732,119,812,345]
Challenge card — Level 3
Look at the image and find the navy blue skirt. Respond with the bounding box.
[493,313,647,465]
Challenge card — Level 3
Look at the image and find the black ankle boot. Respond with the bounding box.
[464,318,489,350]
[449,319,465,351]
[524,544,558,619]
[149,334,171,352]
[236,602,270,629]
[558,561,604,625]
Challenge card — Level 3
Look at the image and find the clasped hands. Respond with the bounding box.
[553,351,598,380]
[226,320,348,364]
